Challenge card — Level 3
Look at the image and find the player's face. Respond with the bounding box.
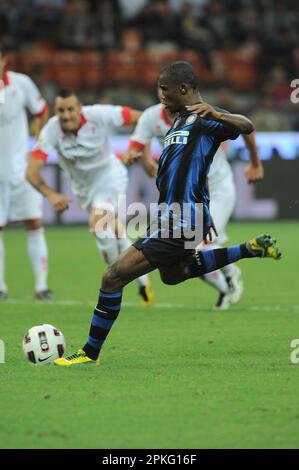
[158,76,185,113]
[55,96,82,132]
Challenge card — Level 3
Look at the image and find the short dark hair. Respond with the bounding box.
[56,89,77,99]
[159,61,199,90]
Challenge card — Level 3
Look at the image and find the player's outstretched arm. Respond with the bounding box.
[186,103,254,134]
[242,132,264,183]
[26,157,72,212]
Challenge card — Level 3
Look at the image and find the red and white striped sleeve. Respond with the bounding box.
[88,104,138,129]
[129,107,155,149]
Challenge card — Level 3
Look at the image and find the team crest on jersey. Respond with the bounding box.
[186,114,197,125]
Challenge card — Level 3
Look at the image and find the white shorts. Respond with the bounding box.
[0,179,43,227]
[75,158,128,214]
[209,177,236,245]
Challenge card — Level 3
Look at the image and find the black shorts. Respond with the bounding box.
[133,204,211,268]
[133,221,211,268]
[133,234,197,268]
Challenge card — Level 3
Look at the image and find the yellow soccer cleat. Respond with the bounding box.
[139,281,155,307]
[247,234,282,260]
[54,349,100,366]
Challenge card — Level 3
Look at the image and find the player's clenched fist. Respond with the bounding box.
[121,148,142,166]
[47,192,72,212]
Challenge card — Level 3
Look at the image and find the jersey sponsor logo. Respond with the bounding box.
[164,130,189,147]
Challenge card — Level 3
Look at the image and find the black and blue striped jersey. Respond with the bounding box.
[156,111,240,210]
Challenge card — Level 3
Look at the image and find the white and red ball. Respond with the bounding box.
[22,324,66,365]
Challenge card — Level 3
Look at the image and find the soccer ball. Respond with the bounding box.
[22,324,66,365]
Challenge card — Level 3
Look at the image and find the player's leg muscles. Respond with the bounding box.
[102,246,155,292]
[73,248,154,362]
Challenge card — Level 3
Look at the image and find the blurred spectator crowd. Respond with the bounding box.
[1,0,299,130]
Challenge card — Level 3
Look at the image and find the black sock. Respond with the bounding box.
[83,289,122,360]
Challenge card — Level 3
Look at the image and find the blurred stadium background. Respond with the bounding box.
[1,0,298,225]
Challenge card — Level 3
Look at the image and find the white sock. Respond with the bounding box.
[222,263,238,278]
[202,271,229,294]
[94,226,120,266]
[27,228,48,292]
[117,234,148,288]
[0,231,7,292]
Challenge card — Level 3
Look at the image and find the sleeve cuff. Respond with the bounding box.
[129,140,145,150]
[33,103,48,118]
[121,107,133,126]
[31,149,48,161]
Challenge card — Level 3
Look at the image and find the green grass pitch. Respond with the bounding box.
[0,222,299,449]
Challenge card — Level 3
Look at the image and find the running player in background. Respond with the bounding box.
[26,89,154,306]
[0,46,51,301]
[125,97,264,309]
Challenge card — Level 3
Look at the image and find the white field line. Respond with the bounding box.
[4,298,299,313]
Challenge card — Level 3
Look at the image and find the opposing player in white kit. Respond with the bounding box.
[26,89,154,305]
[0,46,52,301]
[126,101,264,309]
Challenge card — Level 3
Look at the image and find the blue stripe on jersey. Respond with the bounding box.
[157,118,218,207]
[183,135,216,206]
[156,112,239,230]
[156,143,178,198]
[165,144,188,203]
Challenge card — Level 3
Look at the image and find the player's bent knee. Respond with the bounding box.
[101,262,129,291]
[24,219,43,231]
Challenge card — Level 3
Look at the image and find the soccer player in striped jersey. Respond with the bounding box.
[53,61,281,366]
[26,89,154,306]
[0,46,51,300]
[125,97,263,310]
